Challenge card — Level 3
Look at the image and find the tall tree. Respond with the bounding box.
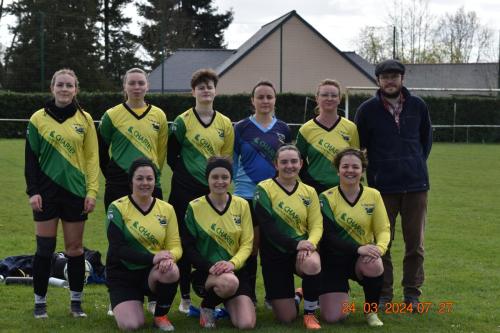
[356,2,496,64]
[100,0,142,87]
[355,26,392,64]
[5,0,109,91]
[137,0,233,67]
[436,7,494,63]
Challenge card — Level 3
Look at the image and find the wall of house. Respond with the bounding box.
[217,32,281,94]
[217,15,376,94]
[281,16,375,93]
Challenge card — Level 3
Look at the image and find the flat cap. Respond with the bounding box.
[375,59,405,76]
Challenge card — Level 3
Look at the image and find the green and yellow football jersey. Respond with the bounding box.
[106,196,182,270]
[296,117,359,192]
[254,179,323,256]
[184,194,253,270]
[320,185,390,255]
[170,108,234,186]
[99,103,168,186]
[26,108,99,198]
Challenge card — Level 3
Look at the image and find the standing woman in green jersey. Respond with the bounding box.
[167,69,234,312]
[254,145,323,329]
[98,68,168,211]
[318,148,390,327]
[296,79,359,194]
[105,158,181,331]
[183,156,255,329]
[25,69,99,318]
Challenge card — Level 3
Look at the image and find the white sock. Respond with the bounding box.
[70,291,82,302]
[304,300,318,312]
[35,294,46,304]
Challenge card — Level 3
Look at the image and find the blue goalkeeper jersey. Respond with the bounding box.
[233,116,291,199]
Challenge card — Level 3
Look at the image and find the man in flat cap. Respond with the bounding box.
[354,59,432,308]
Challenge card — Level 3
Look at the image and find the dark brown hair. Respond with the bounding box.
[191,68,218,89]
[251,80,276,97]
[333,148,368,171]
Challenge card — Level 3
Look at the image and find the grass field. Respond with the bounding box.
[0,139,499,332]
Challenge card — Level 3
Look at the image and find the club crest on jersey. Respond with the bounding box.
[107,211,114,221]
[299,195,311,207]
[362,204,375,215]
[156,214,168,226]
[232,215,241,226]
[170,122,177,132]
[73,123,85,135]
[216,128,225,139]
[150,120,160,131]
[339,131,350,142]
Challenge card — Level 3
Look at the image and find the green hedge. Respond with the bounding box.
[1,92,499,142]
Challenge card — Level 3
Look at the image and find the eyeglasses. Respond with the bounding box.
[379,73,402,81]
[318,93,339,98]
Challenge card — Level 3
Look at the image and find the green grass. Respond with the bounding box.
[1,139,499,332]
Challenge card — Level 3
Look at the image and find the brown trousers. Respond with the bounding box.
[381,191,427,299]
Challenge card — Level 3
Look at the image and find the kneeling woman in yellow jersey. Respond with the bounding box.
[254,145,323,329]
[318,148,390,327]
[105,158,181,331]
[183,156,255,329]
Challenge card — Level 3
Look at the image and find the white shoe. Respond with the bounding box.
[366,312,384,327]
[178,298,191,314]
[107,304,114,316]
[147,301,156,314]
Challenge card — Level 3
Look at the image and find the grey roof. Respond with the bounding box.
[343,52,376,80]
[149,49,234,92]
[338,55,499,92]
[404,63,499,90]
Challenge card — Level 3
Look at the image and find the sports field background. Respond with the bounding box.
[0,139,499,332]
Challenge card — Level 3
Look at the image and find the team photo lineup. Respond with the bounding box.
[22,58,432,331]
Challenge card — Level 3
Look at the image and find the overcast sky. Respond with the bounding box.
[213,0,500,52]
[0,0,499,55]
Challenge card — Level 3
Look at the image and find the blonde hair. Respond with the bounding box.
[274,144,301,162]
[314,79,342,114]
[123,68,148,101]
[51,68,79,90]
[50,69,88,123]
[316,79,342,97]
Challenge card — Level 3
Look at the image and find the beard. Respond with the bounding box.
[380,86,402,99]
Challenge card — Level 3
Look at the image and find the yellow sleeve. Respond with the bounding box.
[351,123,360,149]
[373,193,391,255]
[157,110,168,172]
[306,189,323,246]
[83,114,99,199]
[221,118,235,158]
[164,205,183,262]
[229,200,254,270]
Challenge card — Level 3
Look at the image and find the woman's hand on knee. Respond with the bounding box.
[209,261,235,275]
[357,244,381,260]
[153,250,173,264]
[297,240,315,252]
[157,258,174,273]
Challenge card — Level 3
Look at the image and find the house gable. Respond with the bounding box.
[216,11,376,94]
